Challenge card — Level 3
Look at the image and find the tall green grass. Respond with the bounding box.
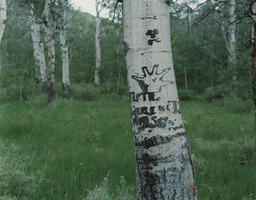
[0,97,255,199]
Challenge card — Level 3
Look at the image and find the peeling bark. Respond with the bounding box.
[123,0,196,199]
[30,4,47,84]
[59,2,71,97]
[94,0,101,86]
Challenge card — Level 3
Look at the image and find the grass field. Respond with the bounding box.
[0,96,255,200]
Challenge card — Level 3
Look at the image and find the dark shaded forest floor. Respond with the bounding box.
[0,96,255,200]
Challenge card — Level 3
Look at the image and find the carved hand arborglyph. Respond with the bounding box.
[132,65,173,93]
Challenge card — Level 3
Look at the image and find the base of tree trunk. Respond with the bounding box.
[94,82,100,87]
[62,83,71,98]
[47,83,56,105]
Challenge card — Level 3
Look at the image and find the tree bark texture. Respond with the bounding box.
[59,2,71,97]
[30,4,47,84]
[44,0,56,105]
[252,20,256,125]
[123,0,197,199]
[94,0,101,86]
[227,0,236,64]
[221,0,236,66]
[0,0,6,44]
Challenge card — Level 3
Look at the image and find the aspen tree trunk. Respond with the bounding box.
[227,0,236,65]
[184,7,192,90]
[0,0,6,71]
[184,63,188,90]
[94,0,101,86]
[30,4,47,85]
[252,19,256,125]
[123,0,196,199]
[44,0,56,105]
[0,0,6,44]
[187,7,192,35]
[220,0,236,71]
[59,2,71,97]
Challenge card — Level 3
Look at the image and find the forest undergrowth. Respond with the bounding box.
[0,96,255,200]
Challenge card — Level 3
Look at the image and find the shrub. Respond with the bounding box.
[72,83,99,101]
[99,83,128,96]
[0,84,21,103]
[178,89,197,101]
[204,85,229,102]
[25,93,47,106]
[224,96,253,114]
[0,81,44,103]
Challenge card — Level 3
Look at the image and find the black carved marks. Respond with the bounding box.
[123,41,129,54]
[131,65,173,99]
[136,132,186,149]
[165,0,171,5]
[145,29,161,45]
[130,65,178,133]
[140,16,157,20]
[130,91,159,102]
[132,109,168,131]
[131,101,182,132]
[158,100,181,114]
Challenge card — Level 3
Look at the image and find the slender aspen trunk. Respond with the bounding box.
[221,23,229,68]
[187,8,192,35]
[46,26,56,104]
[0,0,6,71]
[30,4,46,84]
[59,4,71,97]
[0,0,6,44]
[227,0,236,65]
[94,0,101,86]
[252,20,256,125]
[185,8,191,90]
[44,0,56,105]
[220,0,236,72]
[184,64,188,90]
[123,1,196,199]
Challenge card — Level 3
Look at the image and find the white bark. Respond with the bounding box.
[94,0,101,86]
[30,4,46,84]
[227,0,236,63]
[187,7,192,35]
[0,0,6,71]
[59,3,71,96]
[0,0,6,44]
[123,0,196,199]
[221,0,236,65]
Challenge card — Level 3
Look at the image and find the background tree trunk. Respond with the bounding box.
[221,0,236,69]
[59,2,71,97]
[123,0,196,199]
[252,19,256,126]
[0,0,6,44]
[44,0,56,105]
[0,0,6,71]
[227,0,236,65]
[94,0,101,86]
[30,4,46,85]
